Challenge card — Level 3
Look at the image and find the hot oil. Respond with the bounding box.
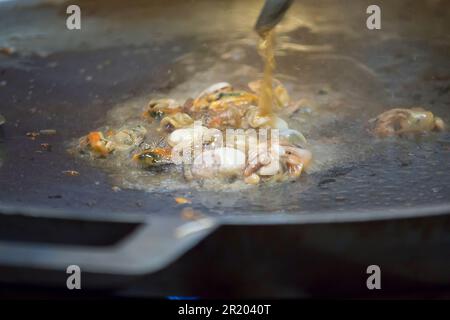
[257,30,276,119]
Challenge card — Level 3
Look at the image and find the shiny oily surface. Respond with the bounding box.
[0,0,449,216]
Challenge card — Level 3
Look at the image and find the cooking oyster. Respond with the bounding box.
[369,107,446,137]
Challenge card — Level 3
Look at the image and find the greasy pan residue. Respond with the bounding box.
[0,0,449,215]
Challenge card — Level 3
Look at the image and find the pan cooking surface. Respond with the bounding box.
[0,0,449,216]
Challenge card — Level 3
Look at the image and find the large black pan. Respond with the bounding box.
[0,0,449,298]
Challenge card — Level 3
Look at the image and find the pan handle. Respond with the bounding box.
[0,214,216,290]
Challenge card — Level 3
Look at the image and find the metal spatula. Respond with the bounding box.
[254,0,294,36]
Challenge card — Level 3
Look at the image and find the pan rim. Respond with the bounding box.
[0,202,449,225]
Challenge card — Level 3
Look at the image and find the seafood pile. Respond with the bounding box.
[76,78,448,188]
[77,81,312,185]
